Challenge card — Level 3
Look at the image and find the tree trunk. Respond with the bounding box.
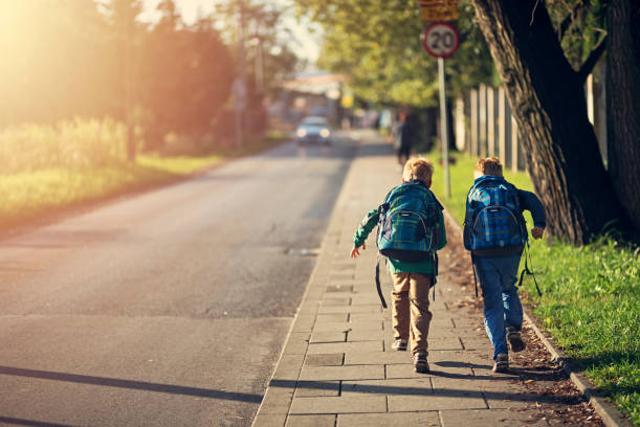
[606,0,640,231]
[470,0,628,244]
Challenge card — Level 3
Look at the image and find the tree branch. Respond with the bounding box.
[578,34,608,82]
[557,0,588,40]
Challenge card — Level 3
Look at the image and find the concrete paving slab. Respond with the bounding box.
[388,391,488,412]
[439,408,549,427]
[459,336,490,349]
[383,337,463,352]
[291,316,316,333]
[428,351,493,373]
[325,285,354,293]
[452,318,482,328]
[253,413,287,427]
[428,328,484,339]
[320,298,351,306]
[271,355,305,381]
[385,363,475,380]
[346,329,385,342]
[307,341,382,355]
[331,262,356,271]
[286,415,336,427]
[337,412,441,427]
[349,313,390,322]
[282,334,311,356]
[341,378,432,397]
[310,331,346,344]
[299,365,384,381]
[431,376,535,410]
[350,295,383,305]
[259,387,296,415]
[311,321,383,333]
[294,381,340,398]
[344,351,413,366]
[330,273,355,281]
[304,354,344,367]
[315,314,349,323]
[385,319,455,329]
[289,396,387,415]
[317,305,381,314]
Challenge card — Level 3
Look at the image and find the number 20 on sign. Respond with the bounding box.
[421,22,460,59]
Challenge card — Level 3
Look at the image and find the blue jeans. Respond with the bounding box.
[473,254,523,360]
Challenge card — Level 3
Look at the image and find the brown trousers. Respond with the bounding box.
[391,273,433,356]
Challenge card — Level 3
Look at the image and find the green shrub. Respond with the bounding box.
[0,119,127,173]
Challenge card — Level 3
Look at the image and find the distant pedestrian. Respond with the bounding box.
[351,158,447,373]
[396,110,417,166]
[463,157,546,373]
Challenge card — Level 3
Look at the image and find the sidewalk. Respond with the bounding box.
[252,132,595,427]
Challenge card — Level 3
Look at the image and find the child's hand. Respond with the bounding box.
[531,227,544,239]
[350,244,366,258]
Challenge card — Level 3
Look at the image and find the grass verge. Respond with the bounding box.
[0,137,286,232]
[427,150,640,426]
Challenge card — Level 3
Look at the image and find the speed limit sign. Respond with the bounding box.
[421,22,460,59]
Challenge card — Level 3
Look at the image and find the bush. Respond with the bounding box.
[0,119,128,173]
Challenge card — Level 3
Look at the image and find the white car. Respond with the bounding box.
[296,116,332,145]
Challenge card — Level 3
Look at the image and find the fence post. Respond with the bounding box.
[479,84,487,157]
[511,116,519,172]
[470,89,478,156]
[498,87,507,165]
[455,97,466,151]
[487,87,495,157]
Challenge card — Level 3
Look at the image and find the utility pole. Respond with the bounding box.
[255,38,265,93]
[438,57,451,198]
[233,0,247,149]
[119,0,137,162]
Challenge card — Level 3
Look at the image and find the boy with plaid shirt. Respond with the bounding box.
[464,157,545,373]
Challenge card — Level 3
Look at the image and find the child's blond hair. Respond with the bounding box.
[475,156,503,177]
[403,157,434,185]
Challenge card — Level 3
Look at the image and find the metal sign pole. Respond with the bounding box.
[438,57,451,199]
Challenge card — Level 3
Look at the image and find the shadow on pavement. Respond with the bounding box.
[0,415,71,427]
[0,366,262,403]
[270,377,585,405]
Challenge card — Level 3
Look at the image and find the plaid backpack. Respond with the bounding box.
[464,177,527,252]
[376,181,443,262]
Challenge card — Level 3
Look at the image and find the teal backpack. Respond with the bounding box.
[374,181,443,307]
[376,180,443,262]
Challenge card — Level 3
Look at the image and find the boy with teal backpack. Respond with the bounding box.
[464,157,546,373]
[351,158,447,373]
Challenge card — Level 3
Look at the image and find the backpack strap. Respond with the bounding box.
[517,242,543,296]
[470,253,481,298]
[431,252,438,302]
[375,255,388,308]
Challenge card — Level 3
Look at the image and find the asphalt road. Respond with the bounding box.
[0,135,358,426]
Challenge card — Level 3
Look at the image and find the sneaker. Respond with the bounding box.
[507,328,526,353]
[492,353,509,373]
[391,339,407,352]
[414,353,430,373]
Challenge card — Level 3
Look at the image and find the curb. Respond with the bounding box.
[445,211,632,427]
[251,136,362,427]
[523,313,633,427]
